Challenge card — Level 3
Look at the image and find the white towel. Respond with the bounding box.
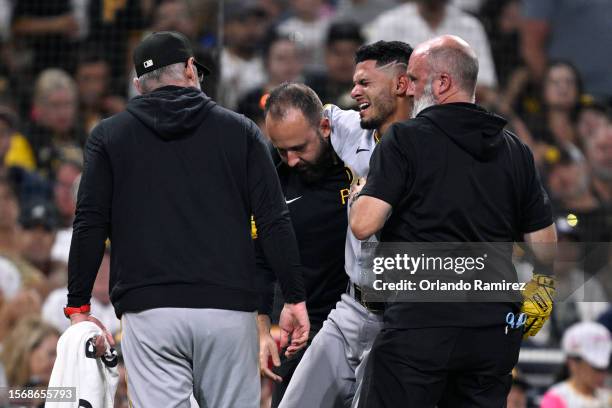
[46,321,119,408]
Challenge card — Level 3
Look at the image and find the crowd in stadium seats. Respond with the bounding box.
[0,0,611,407]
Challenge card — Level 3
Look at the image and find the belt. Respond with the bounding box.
[349,283,385,314]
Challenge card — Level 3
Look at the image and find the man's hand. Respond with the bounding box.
[348,177,366,208]
[257,314,282,382]
[70,313,115,357]
[521,274,555,339]
[278,302,310,357]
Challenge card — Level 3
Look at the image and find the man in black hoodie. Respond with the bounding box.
[350,35,557,407]
[64,31,309,408]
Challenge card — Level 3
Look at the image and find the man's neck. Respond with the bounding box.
[377,99,412,137]
[439,90,474,105]
[417,3,446,30]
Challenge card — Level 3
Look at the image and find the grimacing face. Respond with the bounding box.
[351,60,397,130]
[265,108,332,182]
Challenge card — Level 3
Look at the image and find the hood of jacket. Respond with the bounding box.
[127,85,215,140]
[419,102,507,161]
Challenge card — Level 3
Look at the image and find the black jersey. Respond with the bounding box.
[257,153,351,329]
[361,103,553,328]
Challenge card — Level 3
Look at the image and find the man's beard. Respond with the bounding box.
[360,94,395,130]
[294,135,336,184]
[411,80,437,118]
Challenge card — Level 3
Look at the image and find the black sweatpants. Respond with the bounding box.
[358,325,522,408]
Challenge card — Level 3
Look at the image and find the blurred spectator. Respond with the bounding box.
[479,0,528,113]
[334,0,398,26]
[87,0,148,93]
[585,118,612,204]
[0,178,46,293]
[305,21,364,109]
[237,31,304,127]
[452,0,484,14]
[150,0,219,100]
[154,0,197,39]
[218,0,268,109]
[1,105,36,173]
[0,177,20,254]
[11,0,79,75]
[277,0,332,72]
[545,147,601,220]
[541,217,609,346]
[75,48,126,134]
[366,0,497,94]
[522,61,582,167]
[0,316,59,388]
[0,106,14,175]
[42,248,119,335]
[0,0,12,41]
[0,256,21,305]
[521,0,612,101]
[507,368,529,408]
[577,98,611,148]
[25,69,85,180]
[50,160,81,266]
[0,288,42,344]
[18,200,65,290]
[541,322,612,408]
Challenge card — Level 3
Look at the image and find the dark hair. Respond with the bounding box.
[76,45,111,68]
[426,46,479,95]
[544,60,584,101]
[355,41,413,67]
[262,29,295,63]
[264,82,323,128]
[326,21,364,46]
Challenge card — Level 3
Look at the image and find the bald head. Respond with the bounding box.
[408,35,479,112]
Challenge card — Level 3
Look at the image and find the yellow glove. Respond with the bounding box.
[521,274,555,339]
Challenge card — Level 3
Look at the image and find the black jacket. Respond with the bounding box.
[67,86,305,317]
[363,103,553,328]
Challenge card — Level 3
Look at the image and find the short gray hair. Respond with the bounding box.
[137,62,186,93]
[428,46,478,96]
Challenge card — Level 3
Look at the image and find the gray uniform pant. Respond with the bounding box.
[121,308,259,408]
[279,294,383,408]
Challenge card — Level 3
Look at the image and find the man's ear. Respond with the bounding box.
[320,117,331,139]
[395,73,409,96]
[133,78,143,95]
[435,73,452,97]
[185,58,196,82]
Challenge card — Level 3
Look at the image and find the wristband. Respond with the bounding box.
[64,304,91,319]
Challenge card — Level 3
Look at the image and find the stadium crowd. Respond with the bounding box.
[0,0,611,407]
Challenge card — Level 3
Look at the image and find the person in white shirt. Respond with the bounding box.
[541,321,612,408]
[366,0,497,93]
[218,0,268,110]
[277,0,332,73]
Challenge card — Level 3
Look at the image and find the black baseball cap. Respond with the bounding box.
[133,31,211,78]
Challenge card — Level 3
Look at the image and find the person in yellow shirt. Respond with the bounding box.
[0,106,36,172]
